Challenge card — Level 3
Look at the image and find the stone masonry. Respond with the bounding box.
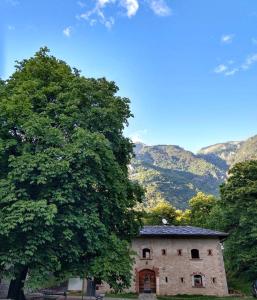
[70,226,229,297]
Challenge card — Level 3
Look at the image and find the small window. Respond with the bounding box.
[165,277,168,283]
[193,275,203,287]
[162,249,166,255]
[212,277,217,284]
[142,248,151,259]
[208,249,213,256]
[180,277,184,283]
[191,249,200,259]
[177,249,182,256]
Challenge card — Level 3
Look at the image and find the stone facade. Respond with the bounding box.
[129,236,228,296]
[70,226,229,297]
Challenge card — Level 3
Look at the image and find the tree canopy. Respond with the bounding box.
[219,160,257,280]
[0,47,143,296]
[188,192,218,228]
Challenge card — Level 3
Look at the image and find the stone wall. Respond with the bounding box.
[129,237,228,296]
[0,279,9,299]
[77,236,228,296]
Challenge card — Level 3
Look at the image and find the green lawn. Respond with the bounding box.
[158,296,253,300]
[105,293,138,299]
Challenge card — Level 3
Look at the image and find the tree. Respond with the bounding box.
[188,192,218,228]
[219,160,257,279]
[0,48,143,299]
[144,199,178,225]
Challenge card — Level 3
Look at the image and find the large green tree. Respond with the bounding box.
[0,48,143,299]
[219,160,257,279]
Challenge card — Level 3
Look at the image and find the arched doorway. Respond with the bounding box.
[139,269,156,293]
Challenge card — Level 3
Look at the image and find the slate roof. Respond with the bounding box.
[139,226,228,239]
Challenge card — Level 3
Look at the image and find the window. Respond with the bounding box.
[212,277,217,284]
[191,249,200,259]
[177,249,182,256]
[180,277,184,283]
[162,249,166,255]
[193,275,203,287]
[165,277,168,283]
[142,248,151,259]
[208,249,213,256]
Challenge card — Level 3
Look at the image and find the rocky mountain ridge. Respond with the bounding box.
[130,135,257,209]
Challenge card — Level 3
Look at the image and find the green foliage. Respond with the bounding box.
[228,275,252,296]
[106,292,138,298]
[144,199,178,225]
[0,47,143,290]
[143,199,190,226]
[188,192,218,228]
[219,160,257,280]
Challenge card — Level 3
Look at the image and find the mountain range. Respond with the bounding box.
[130,135,257,209]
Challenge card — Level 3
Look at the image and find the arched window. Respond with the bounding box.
[142,248,151,259]
[193,275,203,287]
[191,249,200,259]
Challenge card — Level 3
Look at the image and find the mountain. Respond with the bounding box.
[197,141,243,167]
[130,135,257,209]
[232,135,257,164]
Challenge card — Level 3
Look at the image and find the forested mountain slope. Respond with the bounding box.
[130,135,257,209]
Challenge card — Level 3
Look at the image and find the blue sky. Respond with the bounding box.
[1,0,257,152]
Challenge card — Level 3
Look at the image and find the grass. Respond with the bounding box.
[158,296,253,300]
[105,293,138,299]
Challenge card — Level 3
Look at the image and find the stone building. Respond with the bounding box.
[90,226,229,296]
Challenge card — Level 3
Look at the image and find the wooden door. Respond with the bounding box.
[139,269,156,293]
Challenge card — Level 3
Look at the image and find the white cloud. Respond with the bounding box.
[130,129,148,143]
[214,64,228,74]
[221,34,234,44]
[214,53,257,77]
[120,0,139,17]
[63,26,72,37]
[78,0,171,28]
[148,0,171,16]
[79,0,116,29]
[224,68,238,76]
[98,0,115,7]
[241,53,257,70]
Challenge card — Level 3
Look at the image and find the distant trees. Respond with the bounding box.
[142,191,218,227]
[188,192,218,228]
[143,198,190,225]
[144,199,178,225]
[0,48,143,300]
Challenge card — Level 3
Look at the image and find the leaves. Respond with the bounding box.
[218,160,257,279]
[0,48,143,289]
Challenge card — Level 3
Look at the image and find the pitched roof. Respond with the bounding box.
[139,226,228,239]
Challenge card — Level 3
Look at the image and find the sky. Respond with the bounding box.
[1,0,257,152]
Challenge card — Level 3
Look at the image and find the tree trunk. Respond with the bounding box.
[7,266,28,300]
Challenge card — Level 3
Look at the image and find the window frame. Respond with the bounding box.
[193,274,204,288]
[142,248,151,259]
